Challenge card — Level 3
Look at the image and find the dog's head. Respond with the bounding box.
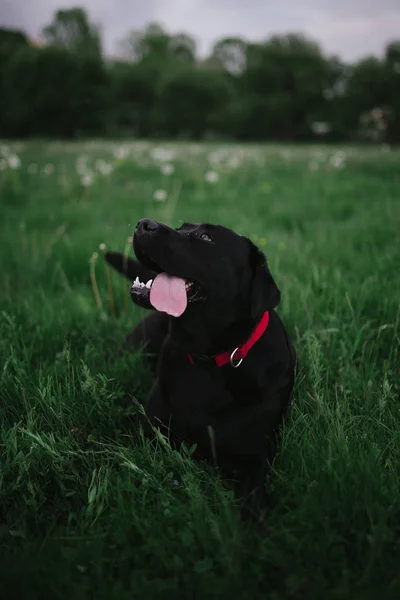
[130,219,280,343]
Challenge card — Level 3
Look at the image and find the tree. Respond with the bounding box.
[115,23,197,136]
[109,61,162,136]
[161,67,233,138]
[1,45,39,136]
[0,27,28,57]
[2,17,400,142]
[0,28,30,133]
[32,46,81,137]
[208,37,247,75]
[43,7,101,57]
[341,57,389,140]
[237,34,330,140]
[120,23,196,65]
[38,8,108,137]
[384,41,400,142]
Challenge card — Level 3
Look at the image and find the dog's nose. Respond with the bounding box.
[135,218,159,235]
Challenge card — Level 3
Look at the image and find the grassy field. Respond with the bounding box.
[0,140,399,599]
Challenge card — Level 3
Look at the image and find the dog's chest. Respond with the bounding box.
[162,362,264,441]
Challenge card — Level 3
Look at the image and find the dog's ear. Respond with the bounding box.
[105,251,155,282]
[248,240,281,317]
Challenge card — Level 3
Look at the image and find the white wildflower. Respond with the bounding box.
[102,163,113,175]
[153,189,167,202]
[95,159,113,176]
[151,147,175,163]
[99,243,106,251]
[228,155,242,169]
[113,146,130,160]
[161,163,174,176]
[330,151,346,169]
[81,174,93,187]
[204,170,219,183]
[8,155,21,169]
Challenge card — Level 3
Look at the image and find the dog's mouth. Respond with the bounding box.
[130,252,206,317]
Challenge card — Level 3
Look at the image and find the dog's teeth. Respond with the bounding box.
[140,282,145,288]
[134,276,139,286]
[146,279,153,289]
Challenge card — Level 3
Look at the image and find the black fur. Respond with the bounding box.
[106,219,296,521]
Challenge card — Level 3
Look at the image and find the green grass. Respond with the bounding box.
[0,140,399,599]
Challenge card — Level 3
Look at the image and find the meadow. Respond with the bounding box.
[0,140,399,599]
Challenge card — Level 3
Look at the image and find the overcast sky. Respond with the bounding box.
[2,0,400,61]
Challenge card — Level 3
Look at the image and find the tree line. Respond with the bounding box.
[1,7,399,142]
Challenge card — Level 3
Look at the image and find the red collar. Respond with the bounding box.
[187,311,270,368]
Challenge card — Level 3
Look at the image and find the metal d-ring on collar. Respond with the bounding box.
[230,347,243,368]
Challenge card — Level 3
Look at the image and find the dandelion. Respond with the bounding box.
[154,189,167,202]
[204,170,219,183]
[208,150,224,167]
[8,155,21,169]
[151,147,175,163]
[161,163,174,176]
[113,146,130,160]
[95,159,113,176]
[102,163,113,175]
[228,155,242,169]
[89,251,103,311]
[81,174,93,187]
[330,152,346,169]
[99,243,106,252]
[43,163,54,175]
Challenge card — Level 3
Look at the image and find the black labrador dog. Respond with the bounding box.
[106,218,296,520]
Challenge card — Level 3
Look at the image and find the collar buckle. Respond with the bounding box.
[229,347,243,368]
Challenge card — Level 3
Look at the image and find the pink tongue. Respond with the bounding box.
[149,273,188,317]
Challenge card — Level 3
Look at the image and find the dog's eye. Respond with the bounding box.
[200,233,212,242]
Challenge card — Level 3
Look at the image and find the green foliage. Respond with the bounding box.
[1,8,400,141]
[161,67,234,138]
[0,140,399,598]
[43,7,102,57]
[1,45,40,136]
[1,44,109,138]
